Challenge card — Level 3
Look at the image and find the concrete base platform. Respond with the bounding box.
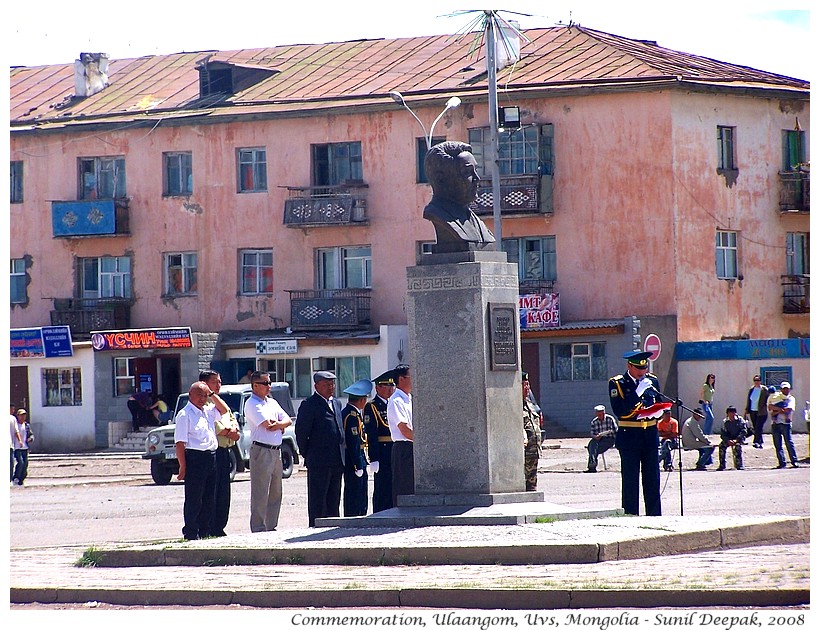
[316,500,620,527]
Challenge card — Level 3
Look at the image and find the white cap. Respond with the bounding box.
[780,381,791,389]
[594,404,606,412]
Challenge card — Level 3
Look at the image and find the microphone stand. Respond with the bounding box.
[652,389,698,516]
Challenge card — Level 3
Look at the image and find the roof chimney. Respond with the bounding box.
[74,53,110,97]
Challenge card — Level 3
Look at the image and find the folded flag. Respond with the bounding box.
[637,402,673,420]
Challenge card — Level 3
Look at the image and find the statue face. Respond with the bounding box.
[451,151,480,205]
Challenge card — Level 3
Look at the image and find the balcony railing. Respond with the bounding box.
[472,174,551,216]
[50,297,131,339]
[51,198,130,237]
[778,170,810,212]
[781,274,809,314]
[283,183,368,227]
[287,289,371,330]
[519,279,555,294]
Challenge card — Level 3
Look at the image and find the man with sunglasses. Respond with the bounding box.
[608,350,663,516]
[244,371,292,532]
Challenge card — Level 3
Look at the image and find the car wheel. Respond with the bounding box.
[150,459,173,485]
[228,448,238,482]
[281,443,295,479]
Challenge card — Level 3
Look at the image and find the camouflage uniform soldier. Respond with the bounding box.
[522,371,542,491]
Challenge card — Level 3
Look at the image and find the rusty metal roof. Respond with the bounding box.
[10,26,809,128]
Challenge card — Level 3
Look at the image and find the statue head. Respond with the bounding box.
[424,141,480,208]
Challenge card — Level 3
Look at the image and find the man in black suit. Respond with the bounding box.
[295,371,345,527]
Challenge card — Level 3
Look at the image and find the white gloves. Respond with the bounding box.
[369,460,380,474]
[355,469,364,478]
[636,377,653,397]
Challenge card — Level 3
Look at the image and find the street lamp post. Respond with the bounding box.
[389,91,462,150]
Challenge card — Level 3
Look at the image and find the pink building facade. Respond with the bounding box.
[10,27,809,449]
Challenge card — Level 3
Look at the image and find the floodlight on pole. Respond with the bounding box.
[390,91,462,149]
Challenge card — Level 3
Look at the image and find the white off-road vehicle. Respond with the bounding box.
[142,383,299,485]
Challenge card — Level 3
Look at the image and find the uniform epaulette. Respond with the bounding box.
[611,374,624,381]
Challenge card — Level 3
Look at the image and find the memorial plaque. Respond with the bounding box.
[488,303,519,370]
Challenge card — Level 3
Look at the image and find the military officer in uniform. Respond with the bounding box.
[522,371,542,491]
[342,379,372,517]
[609,350,663,516]
[363,370,396,512]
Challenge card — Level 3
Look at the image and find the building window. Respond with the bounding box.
[416,241,435,264]
[262,358,312,399]
[502,236,557,282]
[416,136,445,183]
[782,129,807,171]
[715,231,738,279]
[79,156,126,199]
[163,151,193,196]
[786,232,809,275]
[317,246,371,289]
[114,357,136,396]
[241,249,273,294]
[10,258,27,304]
[237,148,267,192]
[165,252,198,295]
[81,256,131,298]
[716,126,736,170]
[312,356,371,394]
[11,160,23,203]
[551,342,607,382]
[312,142,363,186]
[43,368,83,406]
[469,124,553,177]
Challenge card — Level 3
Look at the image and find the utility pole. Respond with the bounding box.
[485,10,503,249]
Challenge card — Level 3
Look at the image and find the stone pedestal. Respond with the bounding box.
[405,250,542,505]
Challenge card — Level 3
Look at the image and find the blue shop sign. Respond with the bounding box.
[10,326,73,358]
[676,338,809,361]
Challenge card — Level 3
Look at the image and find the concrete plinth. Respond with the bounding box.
[405,250,525,504]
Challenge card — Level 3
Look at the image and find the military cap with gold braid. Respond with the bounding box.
[372,369,396,386]
[623,349,652,368]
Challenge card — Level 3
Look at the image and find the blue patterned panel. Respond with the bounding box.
[52,200,116,236]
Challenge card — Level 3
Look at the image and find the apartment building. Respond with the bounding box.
[10,26,809,450]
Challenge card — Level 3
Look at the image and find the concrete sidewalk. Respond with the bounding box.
[11,514,810,609]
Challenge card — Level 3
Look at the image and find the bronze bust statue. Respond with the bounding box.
[423,141,496,253]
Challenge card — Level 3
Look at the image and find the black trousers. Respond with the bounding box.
[372,443,394,513]
[750,411,768,446]
[306,465,343,527]
[182,448,216,540]
[212,447,232,536]
[616,427,661,516]
[343,467,368,517]
[391,441,414,507]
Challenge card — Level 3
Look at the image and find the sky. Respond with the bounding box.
[5,1,814,82]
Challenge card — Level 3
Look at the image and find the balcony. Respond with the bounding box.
[781,275,809,314]
[51,198,130,237]
[50,298,131,339]
[283,183,368,227]
[287,289,371,331]
[778,170,810,213]
[472,174,552,216]
[519,279,555,295]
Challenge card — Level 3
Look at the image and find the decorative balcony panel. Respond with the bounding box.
[781,275,809,314]
[472,175,547,216]
[51,199,130,237]
[283,184,368,226]
[50,298,131,339]
[778,171,810,212]
[287,289,371,330]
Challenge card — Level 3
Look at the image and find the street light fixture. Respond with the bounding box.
[389,91,462,150]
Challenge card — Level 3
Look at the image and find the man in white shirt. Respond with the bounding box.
[244,371,292,532]
[387,364,413,507]
[174,381,223,540]
[769,381,799,469]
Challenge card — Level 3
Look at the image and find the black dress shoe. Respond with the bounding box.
[583,468,597,473]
